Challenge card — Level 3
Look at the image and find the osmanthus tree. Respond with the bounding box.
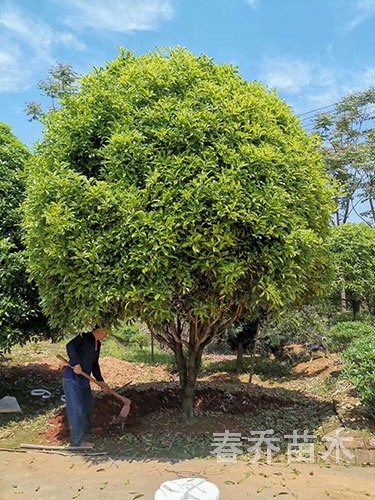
[0,123,50,352]
[22,48,334,420]
[329,223,375,320]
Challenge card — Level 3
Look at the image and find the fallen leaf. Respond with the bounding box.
[96,468,105,472]
[237,471,253,484]
[224,480,235,485]
[100,482,108,490]
[72,495,80,499]
[273,493,289,497]
[35,486,40,492]
[132,495,144,499]
[257,487,264,493]
[292,468,301,476]
[124,479,130,486]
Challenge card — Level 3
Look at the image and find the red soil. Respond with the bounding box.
[44,384,293,444]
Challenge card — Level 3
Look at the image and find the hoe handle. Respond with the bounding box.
[57,354,104,388]
[56,355,131,401]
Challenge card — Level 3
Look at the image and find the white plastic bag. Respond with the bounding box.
[154,478,220,500]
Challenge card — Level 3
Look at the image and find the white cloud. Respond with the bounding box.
[0,43,32,92]
[56,33,87,51]
[64,0,174,32]
[0,4,86,92]
[259,55,375,112]
[245,0,260,9]
[260,57,316,94]
[347,0,375,30]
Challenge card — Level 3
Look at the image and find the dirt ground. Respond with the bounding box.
[1,450,374,499]
[2,350,375,499]
[44,383,296,443]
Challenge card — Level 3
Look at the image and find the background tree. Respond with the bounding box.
[226,319,258,374]
[0,123,50,352]
[22,48,334,421]
[329,223,375,319]
[24,63,79,122]
[313,88,375,226]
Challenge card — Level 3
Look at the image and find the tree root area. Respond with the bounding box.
[44,384,292,443]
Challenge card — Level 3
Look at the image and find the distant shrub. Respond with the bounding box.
[343,334,375,419]
[327,322,375,352]
[259,305,328,357]
[129,333,150,350]
[112,321,139,345]
[329,312,374,327]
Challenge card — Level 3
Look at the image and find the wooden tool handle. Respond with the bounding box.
[57,354,104,389]
[57,354,131,401]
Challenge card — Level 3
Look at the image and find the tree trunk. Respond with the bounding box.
[180,348,202,423]
[352,300,361,320]
[369,193,375,227]
[182,375,195,423]
[247,320,261,390]
[236,339,244,374]
[151,335,154,363]
[342,196,351,224]
[341,284,346,312]
[159,307,243,422]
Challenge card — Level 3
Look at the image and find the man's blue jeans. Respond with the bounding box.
[63,378,93,446]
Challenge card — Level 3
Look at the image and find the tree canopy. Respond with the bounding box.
[313,88,375,226]
[0,123,49,351]
[22,48,334,418]
[329,223,375,319]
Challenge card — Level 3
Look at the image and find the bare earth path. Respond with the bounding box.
[1,451,374,499]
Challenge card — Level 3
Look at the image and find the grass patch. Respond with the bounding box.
[201,356,292,379]
[102,337,174,366]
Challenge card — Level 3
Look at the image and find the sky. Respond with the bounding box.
[0,0,375,148]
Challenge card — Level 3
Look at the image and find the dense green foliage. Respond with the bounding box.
[22,48,334,418]
[327,321,375,352]
[0,123,49,351]
[227,319,258,352]
[328,311,374,327]
[22,48,334,332]
[329,223,375,318]
[343,332,375,418]
[258,305,328,356]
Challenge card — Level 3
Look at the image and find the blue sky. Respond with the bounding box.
[0,0,375,147]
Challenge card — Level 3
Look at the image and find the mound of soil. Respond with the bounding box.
[292,355,343,378]
[44,384,294,443]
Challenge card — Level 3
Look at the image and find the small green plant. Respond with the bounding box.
[343,334,375,418]
[327,321,375,352]
[129,333,150,350]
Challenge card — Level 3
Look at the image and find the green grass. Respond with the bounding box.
[102,336,175,366]
[201,356,292,379]
[4,336,175,367]
[3,339,66,363]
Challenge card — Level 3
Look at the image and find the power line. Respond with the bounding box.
[298,103,375,132]
[298,102,336,117]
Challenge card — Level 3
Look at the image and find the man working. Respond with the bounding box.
[63,326,111,447]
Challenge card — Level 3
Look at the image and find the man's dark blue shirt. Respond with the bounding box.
[64,332,104,387]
